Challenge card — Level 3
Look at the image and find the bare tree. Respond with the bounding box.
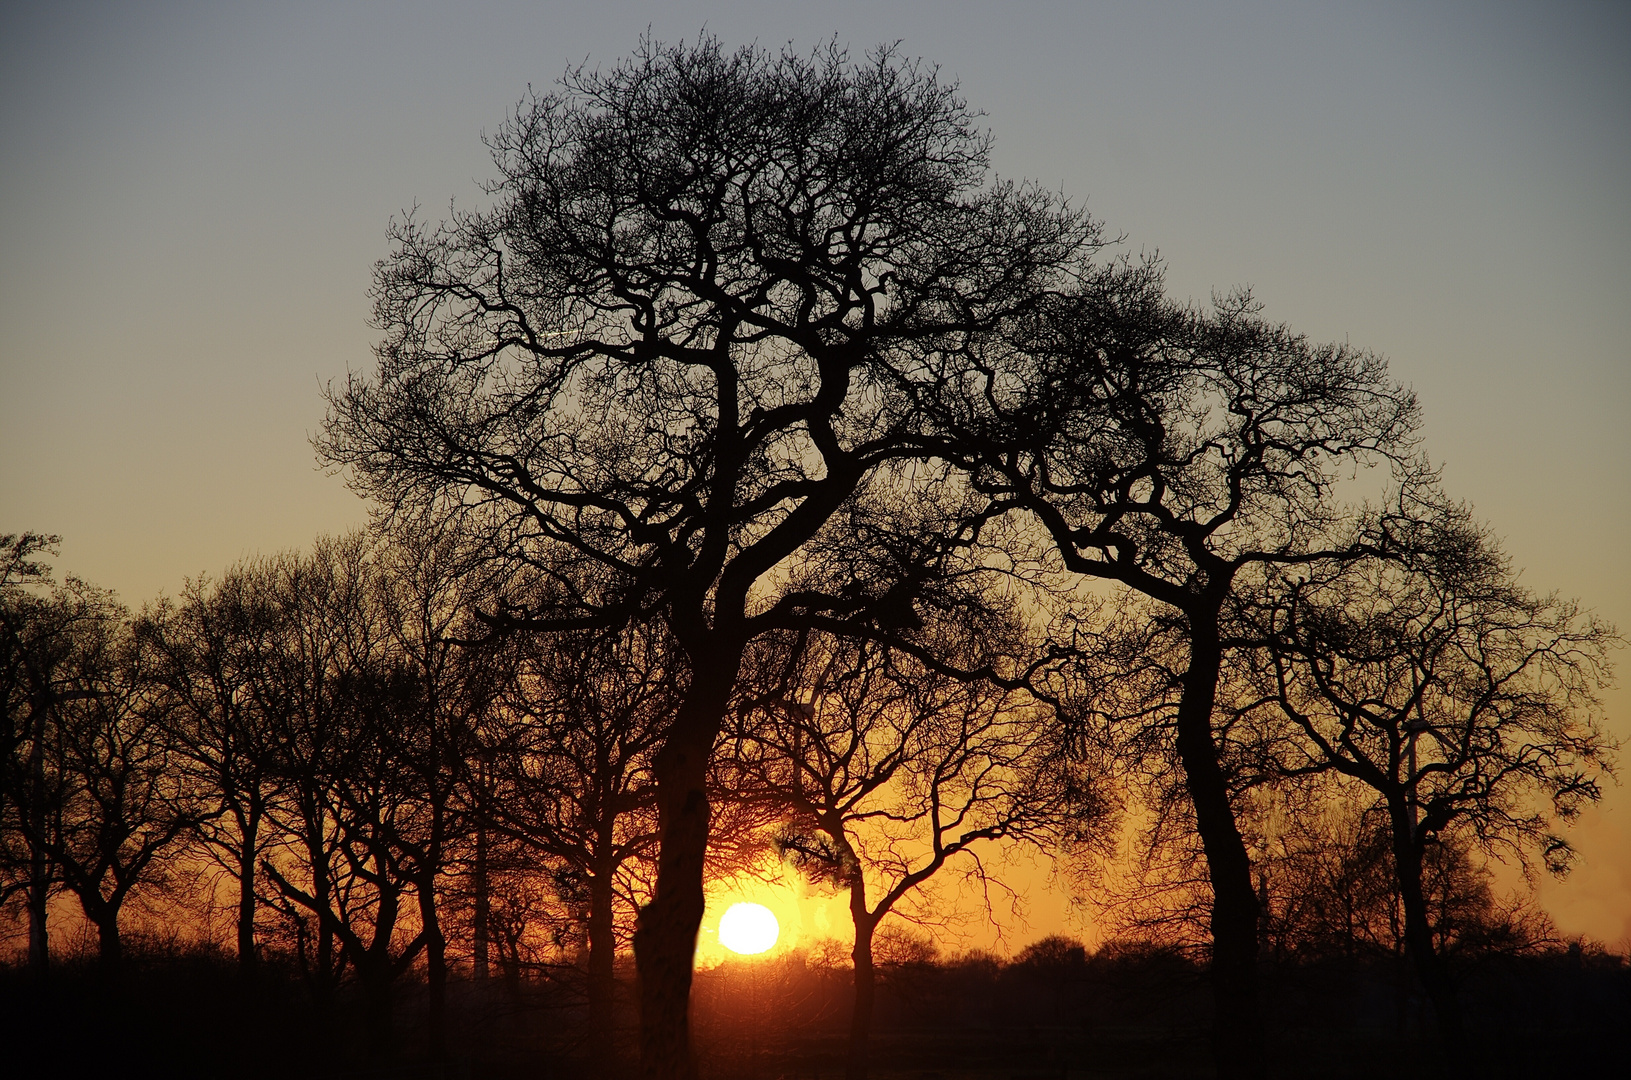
[246,535,434,1057]
[731,623,1107,1080]
[1237,502,1616,1056]
[369,523,500,1058]
[141,567,287,974]
[1,533,72,976]
[30,590,198,970]
[318,35,1098,1077]
[476,615,671,1066]
[921,272,1422,1077]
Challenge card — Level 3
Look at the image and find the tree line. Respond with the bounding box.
[4,34,1618,1080]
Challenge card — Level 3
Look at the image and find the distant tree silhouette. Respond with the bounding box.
[244,535,439,1057]
[319,34,1099,1077]
[1,533,78,976]
[732,620,1108,1080]
[368,523,500,1058]
[20,586,196,970]
[142,567,288,974]
[1236,499,1616,1059]
[475,612,673,1066]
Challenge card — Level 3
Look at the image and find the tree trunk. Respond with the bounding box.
[635,667,735,1080]
[420,878,448,1060]
[846,909,878,1080]
[236,806,259,972]
[1388,804,1467,1067]
[587,861,618,1068]
[27,839,49,979]
[473,814,490,982]
[303,805,334,996]
[1172,614,1261,1080]
[91,903,122,972]
[26,704,50,980]
[361,959,395,1062]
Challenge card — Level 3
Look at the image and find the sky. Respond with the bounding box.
[2,0,1628,947]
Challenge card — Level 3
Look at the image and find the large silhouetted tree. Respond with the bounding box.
[319,35,1097,1077]
[919,277,1423,1077]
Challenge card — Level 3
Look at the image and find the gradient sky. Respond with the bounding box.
[3,1,1628,945]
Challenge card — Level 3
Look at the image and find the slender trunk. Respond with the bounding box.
[27,839,49,979]
[1173,613,1261,1080]
[635,666,735,1080]
[473,811,490,982]
[236,804,260,972]
[304,802,334,995]
[26,703,50,979]
[587,860,618,1068]
[420,873,447,1060]
[1388,803,1467,1067]
[846,905,878,1080]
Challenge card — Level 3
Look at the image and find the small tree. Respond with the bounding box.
[476,615,673,1066]
[247,535,434,1057]
[35,591,198,970]
[732,625,1106,1080]
[1,533,72,975]
[142,567,287,973]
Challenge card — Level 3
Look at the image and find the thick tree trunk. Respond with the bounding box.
[92,905,122,971]
[587,862,618,1067]
[1172,616,1261,1080]
[635,667,735,1080]
[366,875,401,1063]
[361,960,395,1062]
[1388,805,1467,1067]
[846,911,878,1080]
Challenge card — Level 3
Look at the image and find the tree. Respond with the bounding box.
[922,277,1422,1077]
[370,523,499,1058]
[142,567,287,974]
[1237,502,1616,1058]
[246,535,436,1057]
[319,35,1098,1077]
[731,623,1106,1080]
[476,615,672,1066]
[30,589,198,970]
[1,532,71,976]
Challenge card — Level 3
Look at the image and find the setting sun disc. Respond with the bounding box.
[718,902,779,955]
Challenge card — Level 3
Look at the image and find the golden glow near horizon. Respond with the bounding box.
[718,902,779,956]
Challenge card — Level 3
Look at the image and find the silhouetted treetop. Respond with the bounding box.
[321,35,1101,639]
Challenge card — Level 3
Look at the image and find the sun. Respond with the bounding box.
[718,901,779,955]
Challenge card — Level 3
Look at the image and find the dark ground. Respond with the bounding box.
[2,943,1624,1079]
